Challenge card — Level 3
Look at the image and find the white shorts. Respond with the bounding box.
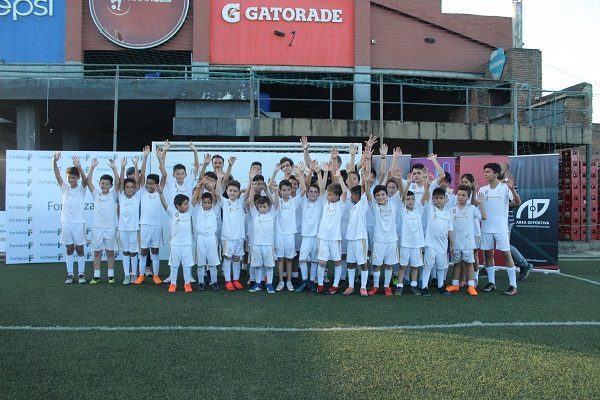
[318,239,342,262]
[118,230,139,253]
[372,241,399,266]
[451,249,476,264]
[400,247,423,267]
[299,236,318,262]
[169,245,194,267]
[91,228,117,252]
[196,236,220,267]
[251,244,275,267]
[222,239,244,258]
[346,239,368,265]
[60,223,86,246]
[424,247,448,270]
[275,234,296,259]
[140,225,162,249]
[481,232,510,252]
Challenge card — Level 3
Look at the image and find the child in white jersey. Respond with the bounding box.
[87,158,119,284]
[52,152,88,284]
[117,155,142,285]
[247,183,276,293]
[192,177,220,291]
[446,184,486,296]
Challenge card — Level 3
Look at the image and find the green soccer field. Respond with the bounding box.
[1,260,599,400]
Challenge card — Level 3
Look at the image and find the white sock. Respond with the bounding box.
[474,269,480,281]
[252,266,261,285]
[310,262,318,282]
[249,265,255,282]
[333,265,342,287]
[122,256,130,277]
[403,267,410,282]
[347,269,356,288]
[139,254,147,276]
[410,280,418,287]
[421,266,432,289]
[384,269,392,288]
[94,269,100,278]
[197,266,206,284]
[292,271,299,278]
[65,254,74,275]
[317,266,325,285]
[340,260,348,280]
[266,267,274,284]
[372,270,381,288]
[209,266,218,283]
[222,259,232,281]
[467,279,475,287]
[437,269,446,288]
[183,266,191,284]
[77,255,86,277]
[360,270,368,289]
[232,261,241,281]
[507,266,517,287]
[151,253,160,275]
[169,265,178,284]
[108,268,114,278]
[452,279,460,286]
[431,267,437,279]
[131,256,138,276]
[300,262,308,281]
[487,266,496,284]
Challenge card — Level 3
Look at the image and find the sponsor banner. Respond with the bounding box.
[0,0,65,62]
[457,155,509,187]
[411,157,457,190]
[89,0,189,49]
[210,0,354,67]
[509,154,559,270]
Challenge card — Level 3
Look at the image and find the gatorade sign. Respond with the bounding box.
[89,0,189,49]
[211,0,354,67]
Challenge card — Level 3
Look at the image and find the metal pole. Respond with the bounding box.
[512,83,518,156]
[112,66,119,152]
[249,72,255,142]
[379,74,384,144]
[399,83,404,122]
[586,143,592,242]
[329,80,333,120]
[465,88,470,124]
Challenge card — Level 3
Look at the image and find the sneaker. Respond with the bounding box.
[134,275,145,285]
[65,275,74,285]
[163,277,171,284]
[108,277,116,285]
[184,283,193,293]
[275,281,285,292]
[225,281,236,291]
[420,288,432,297]
[437,286,450,295]
[90,277,101,285]
[482,282,496,293]
[122,276,131,285]
[286,281,294,292]
[394,285,403,296]
[503,285,518,296]
[198,283,205,292]
[249,283,262,293]
[316,285,325,294]
[446,285,460,293]
[210,282,220,291]
[367,287,379,296]
[467,286,478,296]
[327,286,338,295]
[519,264,533,281]
[189,276,196,283]
[384,287,393,297]
[410,286,421,296]
[309,281,317,292]
[359,288,368,297]
[152,275,162,285]
[168,283,177,293]
[266,284,275,294]
[233,280,244,290]
[342,287,354,296]
[295,281,309,292]
[78,275,87,284]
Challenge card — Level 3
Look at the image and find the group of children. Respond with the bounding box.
[53,135,527,296]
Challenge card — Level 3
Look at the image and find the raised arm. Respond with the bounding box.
[427,153,446,186]
[118,157,127,192]
[361,148,373,195]
[270,180,280,209]
[301,136,312,168]
[192,177,207,206]
[223,156,236,184]
[52,152,64,187]
[270,162,281,185]
[320,161,330,195]
[87,158,98,193]
[72,156,87,188]
[246,182,256,208]
[421,178,430,205]
[378,143,388,184]
[506,176,521,207]
[215,175,223,202]
[476,191,487,221]
[140,145,150,187]
[294,162,307,197]
[132,156,140,191]
[334,168,347,203]
[108,158,119,192]
[198,153,211,180]
[190,141,200,178]
[155,185,168,211]
[156,147,167,189]
[347,143,357,173]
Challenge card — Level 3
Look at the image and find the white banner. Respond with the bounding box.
[0,211,6,253]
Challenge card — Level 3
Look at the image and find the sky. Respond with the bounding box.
[442,0,600,123]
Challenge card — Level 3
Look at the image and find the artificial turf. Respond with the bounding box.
[0,260,598,399]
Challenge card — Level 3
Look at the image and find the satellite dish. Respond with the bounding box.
[489,48,507,80]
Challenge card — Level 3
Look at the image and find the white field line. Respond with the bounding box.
[558,272,600,286]
[0,321,599,333]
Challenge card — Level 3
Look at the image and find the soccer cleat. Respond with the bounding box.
[210,282,220,291]
[189,276,196,283]
[134,275,145,285]
[316,285,325,294]
[122,276,130,285]
[359,288,368,297]
[326,286,338,295]
[266,284,275,294]
[233,280,244,290]
[65,275,74,285]
[295,281,309,292]
[519,264,533,281]
[503,285,518,296]
[342,287,354,296]
[198,283,205,292]
[467,286,478,296]
[410,286,421,296]
[249,283,262,293]
[394,285,403,296]
[437,286,450,295]
[163,277,171,284]
[429,278,438,288]
[90,277,101,285]
[152,275,162,285]
[482,283,496,293]
[108,277,116,285]
[184,283,193,293]
[446,285,460,293]
[367,287,379,296]
[275,281,285,292]
[225,281,236,291]
[384,287,393,297]
[286,281,294,291]
[420,288,432,297]
[78,275,87,284]
[168,283,177,293]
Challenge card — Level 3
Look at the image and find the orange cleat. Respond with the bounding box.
[359,288,368,297]
[367,287,379,296]
[225,281,236,291]
[316,285,324,293]
[467,286,478,296]
[384,287,393,297]
[168,283,177,293]
[184,283,193,293]
[342,287,354,296]
[152,275,162,285]
[233,280,244,290]
[446,285,460,293]
[134,275,145,285]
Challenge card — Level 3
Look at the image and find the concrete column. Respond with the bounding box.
[16,106,40,150]
[354,66,371,121]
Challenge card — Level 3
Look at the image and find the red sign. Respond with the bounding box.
[89,0,189,49]
[210,0,354,67]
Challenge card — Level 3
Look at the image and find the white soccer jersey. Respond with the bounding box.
[169,208,192,246]
[400,202,425,248]
[118,191,141,231]
[317,199,345,241]
[451,204,481,250]
[340,191,352,238]
[139,188,164,226]
[407,182,425,204]
[250,208,275,246]
[389,191,403,239]
[478,183,513,234]
[220,197,245,240]
[275,195,302,234]
[91,190,118,229]
[300,197,324,237]
[192,205,218,237]
[60,183,86,224]
[165,174,196,205]
[424,204,453,252]
[345,194,369,241]
[370,199,397,243]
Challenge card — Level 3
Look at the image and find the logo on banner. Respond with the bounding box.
[515,199,551,228]
[0,0,54,21]
[222,2,343,23]
[89,0,189,49]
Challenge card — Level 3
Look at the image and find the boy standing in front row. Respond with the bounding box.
[247,182,276,293]
[53,152,88,284]
[192,177,221,291]
[117,156,142,285]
